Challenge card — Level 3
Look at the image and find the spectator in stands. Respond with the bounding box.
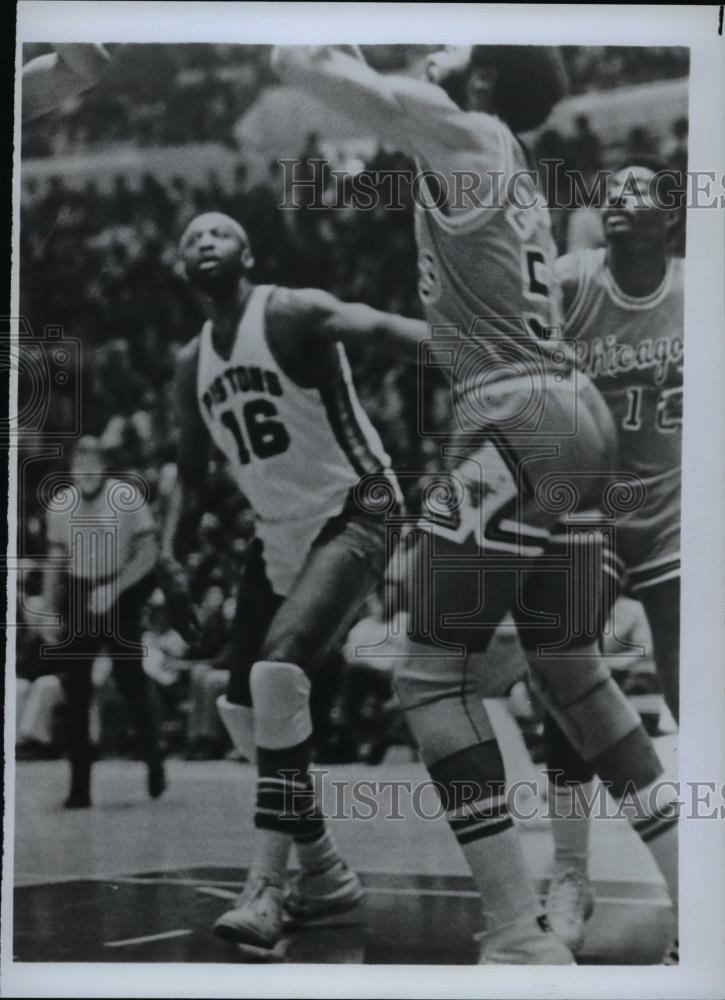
[568,114,602,177]
[664,116,688,179]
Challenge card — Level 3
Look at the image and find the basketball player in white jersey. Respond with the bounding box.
[159,211,424,957]
[542,158,683,954]
[22,44,113,122]
[273,45,679,963]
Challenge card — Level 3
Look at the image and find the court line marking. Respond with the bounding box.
[14,865,668,891]
[194,886,238,900]
[104,928,193,948]
[113,875,669,908]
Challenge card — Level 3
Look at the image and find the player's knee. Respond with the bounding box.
[259,626,311,672]
[392,640,496,768]
[524,641,609,705]
[527,643,644,763]
[249,659,312,750]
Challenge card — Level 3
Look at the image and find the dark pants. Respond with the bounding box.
[48,573,161,800]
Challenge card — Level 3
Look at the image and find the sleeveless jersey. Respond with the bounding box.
[413,115,571,388]
[196,285,391,589]
[557,249,683,483]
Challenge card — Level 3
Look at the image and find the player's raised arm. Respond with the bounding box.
[157,338,210,642]
[553,252,586,333]
[22,44,113,122]
[288,287,428,363]
[270,45,498,167]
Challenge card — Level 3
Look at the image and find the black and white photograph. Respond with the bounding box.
[3,3,724,997]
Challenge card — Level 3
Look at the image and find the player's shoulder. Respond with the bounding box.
[554,247,605,285]
[269,285,339,325]
[555,248,606,326]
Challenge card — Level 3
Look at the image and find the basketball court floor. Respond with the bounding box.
[12,705,677,966]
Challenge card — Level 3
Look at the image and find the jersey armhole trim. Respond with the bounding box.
[564,252,593,334]
[264,286,325,391]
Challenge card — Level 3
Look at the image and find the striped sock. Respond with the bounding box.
[629,790,679,909]
[448,793,542,931]
[252,767,322,887]
[255,773,319,837]
[294,824,340,874]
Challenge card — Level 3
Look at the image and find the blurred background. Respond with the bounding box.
[16,44,686,766]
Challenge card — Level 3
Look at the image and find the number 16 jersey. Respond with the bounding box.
[196,284,391,593]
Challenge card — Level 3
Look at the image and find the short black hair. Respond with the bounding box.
[612,154,686,216]
[470,46,568,133]
[612,153,672,177]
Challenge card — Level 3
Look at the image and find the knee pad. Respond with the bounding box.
[526,644,642,762]
[392,639,496,768]
[216,695,256,762]
[249,660,312,750]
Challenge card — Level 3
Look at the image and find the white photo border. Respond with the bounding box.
[5,3,725,998]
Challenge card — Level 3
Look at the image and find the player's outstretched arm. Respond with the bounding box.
[289,287,428,363]
[553,252,586,334]
[270,45,496,167]
[157,339,210,643]
[22,44,112,122]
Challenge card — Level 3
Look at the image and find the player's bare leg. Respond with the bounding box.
[540,577,680,956]
[393,527,574,965]
[214,506,386,957]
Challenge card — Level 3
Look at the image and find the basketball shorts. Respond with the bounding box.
[613,467,681,594]
[401,370,620,653]
[226,484,398,705]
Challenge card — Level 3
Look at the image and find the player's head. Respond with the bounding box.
[434,45,567,132]
[71,436,107,499]
[604,155,683,250]
[179,211,254,294]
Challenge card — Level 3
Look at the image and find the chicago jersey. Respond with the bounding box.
[196,284,391,593]
[555,249,683,588]
[413,116,572,389]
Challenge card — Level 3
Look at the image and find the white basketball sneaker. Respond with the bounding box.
[213,876,285,953]
[284,859,364,922]
[477,914,576,964]
[546,865,595,953]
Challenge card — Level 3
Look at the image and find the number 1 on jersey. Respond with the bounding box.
[622,386,643,431]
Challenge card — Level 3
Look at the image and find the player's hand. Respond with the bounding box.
[89,582,116,618]
[425,46,472,84]
[54,44,112,81]
[157,558,202,644]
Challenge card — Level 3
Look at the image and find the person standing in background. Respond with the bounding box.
[39,437,165,808]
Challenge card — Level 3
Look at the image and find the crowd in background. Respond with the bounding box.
[21,44,689,158]
[17,45,684,764]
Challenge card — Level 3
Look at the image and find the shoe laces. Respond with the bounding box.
[548,867,588,919]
